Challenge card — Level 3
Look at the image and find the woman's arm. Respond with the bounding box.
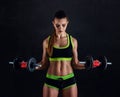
[35,38,49,70]
[72,37,86,70]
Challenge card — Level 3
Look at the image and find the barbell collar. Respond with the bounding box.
[107,62,112,65]
[9,62,14,65]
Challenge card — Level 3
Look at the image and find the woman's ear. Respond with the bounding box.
[52,20,54,25]
[67,20,69,24]
[52,21,55,28]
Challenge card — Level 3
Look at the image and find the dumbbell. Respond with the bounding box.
[81,56,112,70]
[9,56,112,72]
[9,57,41,72]
[27,56,112,71]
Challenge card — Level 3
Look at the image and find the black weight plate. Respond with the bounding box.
[85,56,93,70]
[98,56,108,70]
[28,57,36,72]
[13,58,22,70]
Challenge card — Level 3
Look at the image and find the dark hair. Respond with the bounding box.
[53,10,69,20]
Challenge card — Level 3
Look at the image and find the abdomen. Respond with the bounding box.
[47,61,73,76]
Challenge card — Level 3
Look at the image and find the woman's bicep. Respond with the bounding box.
[36,39,49,70]
[72,38,85,69]
[72,38,79,65]
[41,40,49,65]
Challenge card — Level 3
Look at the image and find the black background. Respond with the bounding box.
[0,0,120,97]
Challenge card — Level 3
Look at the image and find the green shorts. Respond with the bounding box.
[44,73,76,90]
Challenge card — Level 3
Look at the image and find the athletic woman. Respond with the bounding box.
[36,10,88,97]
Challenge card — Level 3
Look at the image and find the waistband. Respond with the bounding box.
[49,57,72,61]
[46,73,75,80]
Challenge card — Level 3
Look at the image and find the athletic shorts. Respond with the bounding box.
[44,73,76,90]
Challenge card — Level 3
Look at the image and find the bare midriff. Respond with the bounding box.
[47,61,73,76]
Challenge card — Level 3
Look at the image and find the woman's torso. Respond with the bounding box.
[46,34,74,76]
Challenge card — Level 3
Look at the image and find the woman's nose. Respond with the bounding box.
[58,25,63,29]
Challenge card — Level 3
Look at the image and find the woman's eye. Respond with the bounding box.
[62,24,66,27]
[56,24,60,28]
[55,24,66,28]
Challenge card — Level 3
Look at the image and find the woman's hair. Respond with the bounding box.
[47,10,69,56]
[52,10,69,20]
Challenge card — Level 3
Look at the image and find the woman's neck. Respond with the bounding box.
[55,32,67,38]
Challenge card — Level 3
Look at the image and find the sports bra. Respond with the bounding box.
[48,34,74,61]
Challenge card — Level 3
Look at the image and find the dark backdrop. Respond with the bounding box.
[0,0,120,97]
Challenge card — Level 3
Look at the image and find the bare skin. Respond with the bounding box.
[36,18,85,97]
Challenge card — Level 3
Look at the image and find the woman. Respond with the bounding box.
[36,10,89,97]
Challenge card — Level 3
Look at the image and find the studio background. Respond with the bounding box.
[0,0,120,97]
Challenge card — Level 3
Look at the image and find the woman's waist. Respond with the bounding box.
[47,65,73,77]
[46,72,75,80]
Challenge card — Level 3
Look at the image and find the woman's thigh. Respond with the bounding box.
[62,84,78,97]
[43,84,59,97]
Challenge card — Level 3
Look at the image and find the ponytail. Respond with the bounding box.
[47,32,55,56]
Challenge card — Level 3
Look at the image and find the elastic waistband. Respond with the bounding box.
[46,73,74,80]
[49,57,72,61]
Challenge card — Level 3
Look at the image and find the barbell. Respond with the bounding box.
[9,56,112,72]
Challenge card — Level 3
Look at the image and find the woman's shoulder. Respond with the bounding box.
[43,36,50,42]
[69,34,77,42]
[68,34,78,48]
[42,36,50,48]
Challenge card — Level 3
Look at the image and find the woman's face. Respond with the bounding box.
[52,17,69,33]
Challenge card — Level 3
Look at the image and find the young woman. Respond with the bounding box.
[36,10,89,97]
